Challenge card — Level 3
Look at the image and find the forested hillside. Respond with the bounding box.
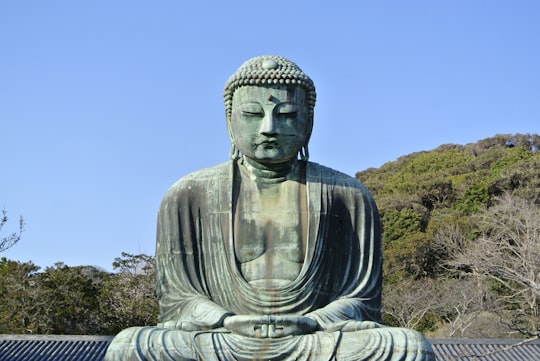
[1,133,538,337]
[0,253,158,335]
[356,133,539,338]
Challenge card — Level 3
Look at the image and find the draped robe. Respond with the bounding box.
[105,160,435,361]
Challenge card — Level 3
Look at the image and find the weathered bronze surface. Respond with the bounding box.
[105,56,435,360]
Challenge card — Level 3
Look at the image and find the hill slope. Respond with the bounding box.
[356,133,540,337]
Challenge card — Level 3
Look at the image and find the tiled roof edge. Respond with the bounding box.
[429,338,540,345]
[0,334,114,342]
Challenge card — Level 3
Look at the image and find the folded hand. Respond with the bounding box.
[223,315,319,338]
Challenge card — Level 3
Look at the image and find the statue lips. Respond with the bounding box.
[255,137,280,149]
[254,134,296,150]
[259,139,279,149]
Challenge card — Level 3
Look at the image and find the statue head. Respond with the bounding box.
[224,56,316,162]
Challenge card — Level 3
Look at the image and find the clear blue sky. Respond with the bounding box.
[1,1,538,271]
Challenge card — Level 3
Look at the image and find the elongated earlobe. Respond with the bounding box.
[230,143,240,160]
[300,146,309,161]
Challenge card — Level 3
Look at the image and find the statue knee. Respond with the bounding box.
[390,328,435,360]
[110,326,145,345]
[105,326,149,361]
[337,327,435,361]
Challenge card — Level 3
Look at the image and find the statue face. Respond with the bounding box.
[230,85,308,164]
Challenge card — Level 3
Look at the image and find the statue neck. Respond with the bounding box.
[240,157,299,182]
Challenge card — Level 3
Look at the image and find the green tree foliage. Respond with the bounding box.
[0,260,107,334]
[98,253,159,334]
[382,209,424,243]
[357,133,540,280]
[0,253,157,335]
[0,258,41,333]
[38,263,104,334]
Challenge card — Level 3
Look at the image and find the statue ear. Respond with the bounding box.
[226,115,240,160]
[303,109,314,147]
[229,144,239,160]
[300,145,309,161]
[226,116,234,142]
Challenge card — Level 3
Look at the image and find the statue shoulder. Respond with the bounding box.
[161,161,231,203]
[306,161,371,193]
[306,161,380,219]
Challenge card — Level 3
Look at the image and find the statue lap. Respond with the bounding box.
[106,323,433,361]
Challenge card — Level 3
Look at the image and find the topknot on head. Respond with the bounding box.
[223,55,316,121]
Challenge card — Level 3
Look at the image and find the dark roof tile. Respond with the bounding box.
[430,338,540,360]
[0,335,113,361]
[1,335,539,361]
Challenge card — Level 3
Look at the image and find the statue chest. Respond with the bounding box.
[232,177,308,285]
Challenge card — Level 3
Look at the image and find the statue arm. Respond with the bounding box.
[157,296,234,330]
[155,182,234,330]
[306,179,383,332]
[305,298,380,331]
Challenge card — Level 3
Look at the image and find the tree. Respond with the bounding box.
[436,193,540,337]
[382,277,440,331]
[0,258,42,333]
[0,209,24,252]
[430,277,499,338]
[99,253,158,334]
[37,262,103,334]
[0,259,105,334]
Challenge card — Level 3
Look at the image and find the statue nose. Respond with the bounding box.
[259,113,278,135]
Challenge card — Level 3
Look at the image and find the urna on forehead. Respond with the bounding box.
[223,55,317,120]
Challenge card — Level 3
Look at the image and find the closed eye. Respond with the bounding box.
[242,111,264,117]
[278,111,298,118]
[238,102,264,117]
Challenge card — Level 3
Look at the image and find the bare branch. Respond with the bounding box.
[0,209,25,252]
[435,193,540,336]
